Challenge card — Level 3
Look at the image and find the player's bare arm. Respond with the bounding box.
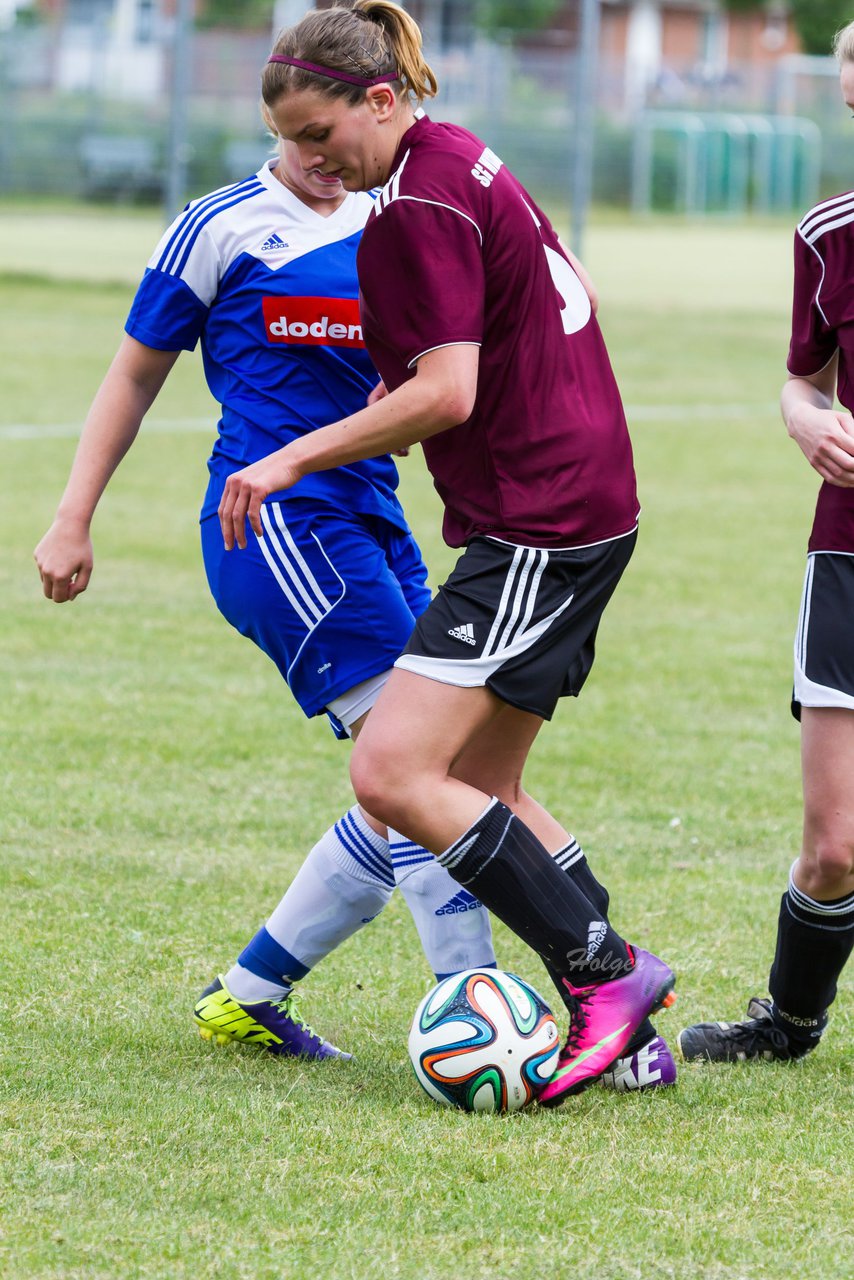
[782,356,854,488]
[219,343,479,550]
[34,336,179,602]
[558,238,598,314]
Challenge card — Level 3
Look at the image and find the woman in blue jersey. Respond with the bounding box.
[34,120,496,1060]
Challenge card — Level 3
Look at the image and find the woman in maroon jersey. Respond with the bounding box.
[218,0,677,1103]
[680,21,854,1065]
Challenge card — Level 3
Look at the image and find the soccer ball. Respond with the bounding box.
[408,969,560,1113]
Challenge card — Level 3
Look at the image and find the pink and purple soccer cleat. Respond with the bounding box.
[538,948,676,1106]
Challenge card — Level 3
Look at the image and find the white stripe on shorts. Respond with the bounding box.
[253,505,346,679]
[793,553,854,712]
[260,503,333,619]
[395,575,576,688]
[483,547,548,659]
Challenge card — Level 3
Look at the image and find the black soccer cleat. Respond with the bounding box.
[677,997,815,1063]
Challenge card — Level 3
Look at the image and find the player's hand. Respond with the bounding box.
[788,406,854,487]
[218,453,301,549]
[34,518,94,602]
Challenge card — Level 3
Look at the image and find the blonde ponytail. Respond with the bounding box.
[263,1,438,109]
[354,1,438,102]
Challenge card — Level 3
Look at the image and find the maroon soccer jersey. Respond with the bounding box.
[357,116,639,549]
[788,193,854,554]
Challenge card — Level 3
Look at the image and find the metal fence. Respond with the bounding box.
[0,15,849,223]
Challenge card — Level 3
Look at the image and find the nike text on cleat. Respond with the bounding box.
[600,1034,677,1092]
[192,976,351,1060]
[537,948,676,1107]
[677,996,816,1063]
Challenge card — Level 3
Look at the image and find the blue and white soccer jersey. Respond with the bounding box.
[125,161,403,525]
[125,163,429,728]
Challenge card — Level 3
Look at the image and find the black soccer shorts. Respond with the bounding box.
[793,550,854,719]
[395,528,637,721]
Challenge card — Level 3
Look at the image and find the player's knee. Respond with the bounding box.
[350,737,407,829]
[798,826,854,894]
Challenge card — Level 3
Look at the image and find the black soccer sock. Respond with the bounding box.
[438,800,631,985]
[548,840,656,1050]
[768,877,854,1046]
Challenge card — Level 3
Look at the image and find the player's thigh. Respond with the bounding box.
[353,667,505,786]
[800,707,854,878]
[452,702,545,796]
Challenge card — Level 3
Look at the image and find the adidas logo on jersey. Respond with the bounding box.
[435,889,482,916]
[471,146,503,189]
[447,622,476,645]
[260,232,288,252]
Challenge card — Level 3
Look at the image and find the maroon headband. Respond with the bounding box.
[268,54,398,88]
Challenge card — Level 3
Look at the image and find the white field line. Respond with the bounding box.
[626,402,779,421]
[0,403,779,441]
[0,418,214,440]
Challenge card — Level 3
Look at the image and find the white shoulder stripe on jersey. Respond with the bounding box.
[158,177,265,276]
[800,196,854,244]
[795,230,830,327]
[378,194,483,244]
[376,147,411,213]
[799,189,854,235]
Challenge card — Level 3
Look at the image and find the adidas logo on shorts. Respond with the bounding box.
[447,622,476,645]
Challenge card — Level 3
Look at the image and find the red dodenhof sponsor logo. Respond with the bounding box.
[262,296,364,347]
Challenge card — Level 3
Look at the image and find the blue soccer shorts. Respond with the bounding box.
[201,498,431,735]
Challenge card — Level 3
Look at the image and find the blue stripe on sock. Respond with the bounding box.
[238,926,310,984]
[389,838,434,871]
[391,852,434,869]
[336,812,394,887]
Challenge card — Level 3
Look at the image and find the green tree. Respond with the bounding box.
[723,0,847,56]
[787,0,850,55]
[474,0,563,38]
[196,0,275,31]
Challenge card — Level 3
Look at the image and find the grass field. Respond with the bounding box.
[1,202,851,1280]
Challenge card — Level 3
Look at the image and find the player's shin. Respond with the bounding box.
[224,805,394,1003]
[389,828,496,979]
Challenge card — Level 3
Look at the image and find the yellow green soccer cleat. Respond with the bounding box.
[193,977,351,1059]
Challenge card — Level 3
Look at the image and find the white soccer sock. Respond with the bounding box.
[389,829,496,979]
[225,807,394,1003]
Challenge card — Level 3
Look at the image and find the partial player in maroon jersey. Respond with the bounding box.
[681,21,854,1065]
[218,0,678,1102]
